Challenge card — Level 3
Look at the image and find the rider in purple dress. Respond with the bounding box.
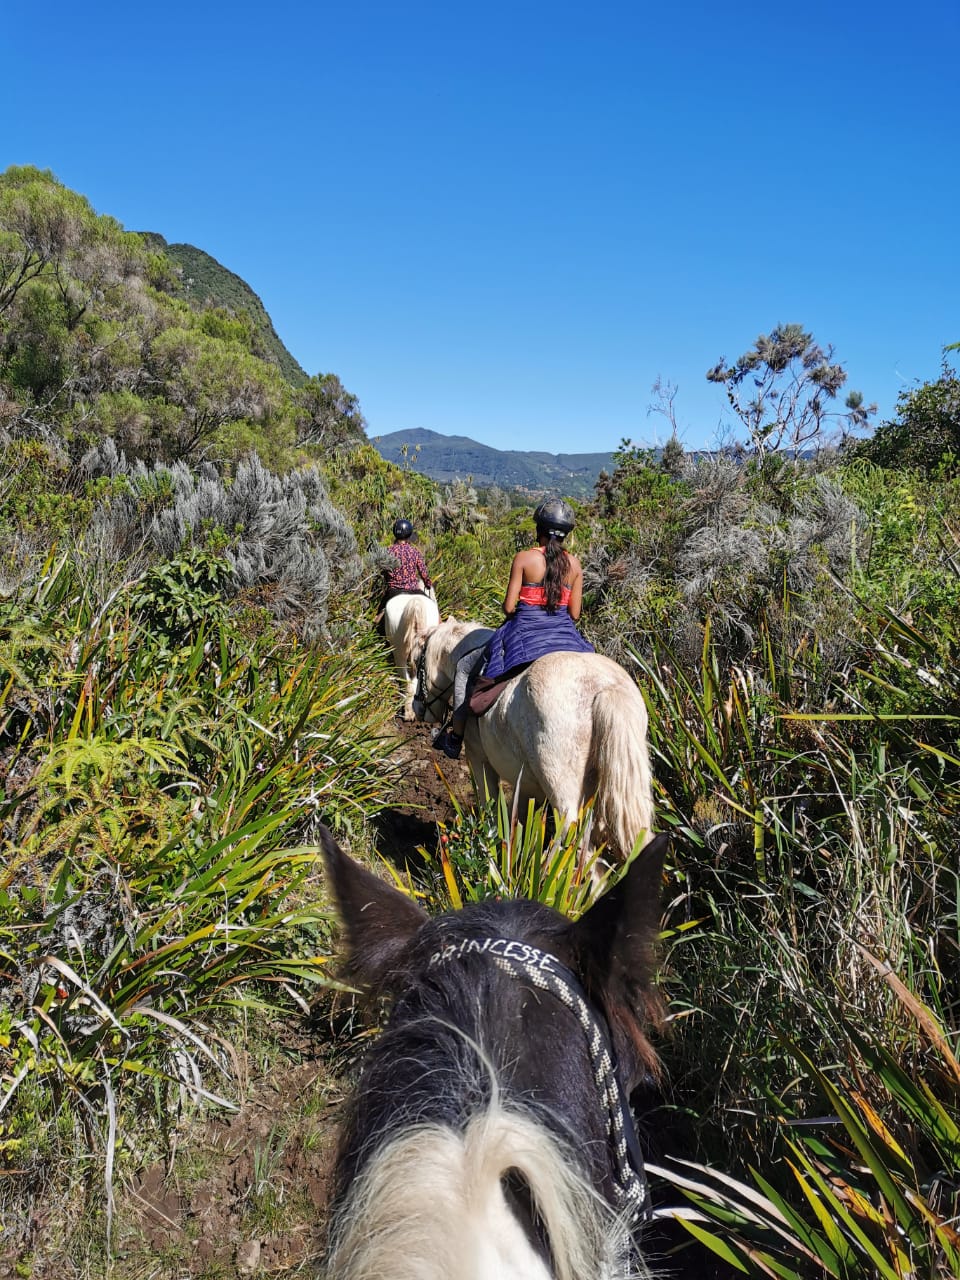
[433,497,594,758]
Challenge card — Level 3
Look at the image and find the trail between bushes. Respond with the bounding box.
[374,716,476,866]
[84,719,475,1280]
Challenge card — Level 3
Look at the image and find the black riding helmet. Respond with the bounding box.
[533,497,575,540]
[393,518,414,541]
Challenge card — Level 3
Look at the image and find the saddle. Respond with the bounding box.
[467,664,530,717]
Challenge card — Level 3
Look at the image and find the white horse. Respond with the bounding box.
[384,591,440,719]
[414,617,655,860]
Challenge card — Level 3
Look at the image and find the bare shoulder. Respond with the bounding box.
[566,552,583,573]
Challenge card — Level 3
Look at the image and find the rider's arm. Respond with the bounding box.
[416,548,433,589]
[502,553,526,616]
[567,559,583,621]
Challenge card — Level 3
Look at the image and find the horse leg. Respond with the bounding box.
[400,669,417,720]
[393,644,415,720]
[465,725,500,803]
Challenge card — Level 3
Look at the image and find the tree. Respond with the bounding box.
[293,373,367,449]
[0,165,146,325]
[707,323,875,458]
[145,327,285,457]
[853,352,960,475]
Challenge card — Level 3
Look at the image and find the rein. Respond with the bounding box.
[414,633,454,720]
[428,935,653,1227]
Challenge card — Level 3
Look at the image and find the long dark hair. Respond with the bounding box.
[540,530,570,613]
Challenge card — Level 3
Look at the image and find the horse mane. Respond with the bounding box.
[323,1094,641,1280]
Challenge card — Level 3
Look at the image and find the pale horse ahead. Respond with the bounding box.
[384,589,440,719]
[414,617,655,860]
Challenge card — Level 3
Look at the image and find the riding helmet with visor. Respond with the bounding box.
[533,497,576,541]
[393,518,414,541]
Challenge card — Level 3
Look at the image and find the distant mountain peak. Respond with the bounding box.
[372,429,616,496]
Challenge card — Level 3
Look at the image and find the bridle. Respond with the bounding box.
[414,632,455,721]
[429,935,653,1227]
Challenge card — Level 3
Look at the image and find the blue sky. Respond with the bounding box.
[4,0,958,454]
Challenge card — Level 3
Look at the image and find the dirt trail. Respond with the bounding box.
[372,718,476,867]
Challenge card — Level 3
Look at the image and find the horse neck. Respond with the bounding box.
[433,622,486,680]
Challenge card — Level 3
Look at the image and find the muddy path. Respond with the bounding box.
[371,717,476,868]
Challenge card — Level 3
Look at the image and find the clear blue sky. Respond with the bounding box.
[5,0,958,454]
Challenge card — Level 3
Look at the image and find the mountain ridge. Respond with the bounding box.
[140,233,308,385]
[371,427,616,496]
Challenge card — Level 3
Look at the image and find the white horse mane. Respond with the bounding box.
[323,1093,644,1280]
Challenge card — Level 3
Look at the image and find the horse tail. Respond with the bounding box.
[591,682,655,859]
[323,1100,636,1280]
[398,594,439,666]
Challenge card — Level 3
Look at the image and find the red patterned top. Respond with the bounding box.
[386,541,433,592]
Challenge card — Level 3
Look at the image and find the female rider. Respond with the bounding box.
[432,497,593,758]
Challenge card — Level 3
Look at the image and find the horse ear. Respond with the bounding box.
[570,833,670,1082]
[320,826,428,991]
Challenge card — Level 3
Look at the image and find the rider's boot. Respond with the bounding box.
[432,727,463,759]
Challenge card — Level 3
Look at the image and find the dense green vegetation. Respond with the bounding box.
[2,166,959,1277]
[140,234,308,386]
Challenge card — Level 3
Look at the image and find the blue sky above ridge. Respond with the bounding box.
[4,0,958,453]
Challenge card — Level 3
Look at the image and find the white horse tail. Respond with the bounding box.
[398,593,440,658]
[323,1099,636,1280]
[591,683,655,859]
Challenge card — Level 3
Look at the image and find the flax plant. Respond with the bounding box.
[0,556,399,1251]
[424,785,656,919]
[629,592,960,1277]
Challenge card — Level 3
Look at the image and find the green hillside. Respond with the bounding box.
[0,167,367,470]
[141,233,308,385]
[373,427,616,495]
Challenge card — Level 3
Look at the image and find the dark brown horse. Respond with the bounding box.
[319,826,669,1279]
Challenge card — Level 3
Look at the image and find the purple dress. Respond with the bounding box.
[481,590,594,683]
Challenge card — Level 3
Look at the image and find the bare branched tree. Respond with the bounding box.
[707,324,876,458]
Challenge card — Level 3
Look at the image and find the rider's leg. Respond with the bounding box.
[434,648,484,756]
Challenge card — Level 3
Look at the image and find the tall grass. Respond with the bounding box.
[426,785,629,918]
[632,592,960,1276]
[0,555,399,1250]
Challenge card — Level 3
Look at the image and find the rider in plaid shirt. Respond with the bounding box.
[384,518,433,599]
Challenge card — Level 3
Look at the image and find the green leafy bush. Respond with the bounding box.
[0,557,400,1250]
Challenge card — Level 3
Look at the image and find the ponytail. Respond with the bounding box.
[542,536,570,613]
